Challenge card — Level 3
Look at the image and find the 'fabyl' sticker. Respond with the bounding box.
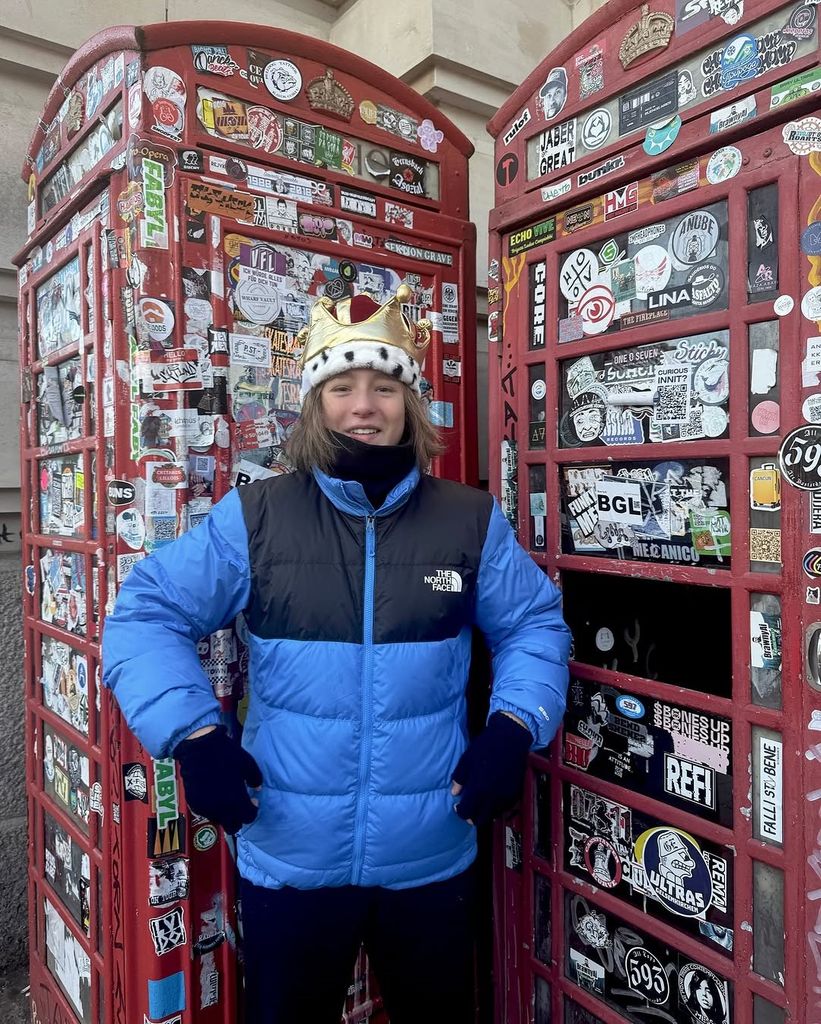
[773,295,794,316]
[783,116,821,155]
[643,115,681,155]
[802,286,821,322]
[706,146,742,184]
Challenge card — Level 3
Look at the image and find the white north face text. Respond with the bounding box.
[423,569,463,592]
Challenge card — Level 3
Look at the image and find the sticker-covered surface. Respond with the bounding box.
[44,810,91,934]
[564,782,734,952]
[559,332,730,448]
[41,635,89,736]
[563,678,733,827]
[526,0,816,183]
[561,458,731,567]
[565,892,733,1022]
[44,897,92,1023]
[43,722,91,835]
[558,202,729,336]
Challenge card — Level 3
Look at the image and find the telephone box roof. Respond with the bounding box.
[23,20,473,179]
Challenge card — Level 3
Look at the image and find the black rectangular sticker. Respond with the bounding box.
[562,679,733,827]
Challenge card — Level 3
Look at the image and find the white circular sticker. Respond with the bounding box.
[670,210,720,269]
[805,395,821,423]
[802,286,821,322]
[596,627,615,652]
[693,356,730,404]
[137,298,175,342]
[531,379,546,401]
[263,60,302,101]
[633,245,671,295]
[560,248,599,302]
[582,108,612,151]
[706,145,742,184]
[773,294,794,316]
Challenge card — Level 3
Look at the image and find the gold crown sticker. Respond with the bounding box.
[619,5,675,69]
[306,69,355,122]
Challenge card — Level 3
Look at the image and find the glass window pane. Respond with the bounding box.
[44,809,90,935]
[749,321,780,436]
[754,995,786,1024]
[528,364,547,449]
[534,975,551,1024]
[564,997,605,1023]
[534,771,551,860]
[529,464,547,552]
[747,184,779,302]
[534,872,551,966]
[750,456,782,574]
[750,594,782,709]
[753,860,785,983]
[562,570,732,696]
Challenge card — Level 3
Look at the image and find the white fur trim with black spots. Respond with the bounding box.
[300,340,422,396]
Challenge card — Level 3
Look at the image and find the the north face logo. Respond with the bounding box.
[423,569,462,592]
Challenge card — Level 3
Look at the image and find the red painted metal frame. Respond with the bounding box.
[17,21,477,1024]
[487,0,820,1020]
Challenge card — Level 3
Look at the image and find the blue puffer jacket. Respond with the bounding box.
[103,466,570,890]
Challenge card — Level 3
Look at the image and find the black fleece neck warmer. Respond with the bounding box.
[328,430,417,509]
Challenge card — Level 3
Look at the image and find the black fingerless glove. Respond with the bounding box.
[174,727,263,834]
[451,712,533,826]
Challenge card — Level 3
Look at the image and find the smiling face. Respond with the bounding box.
[320,369,406,445]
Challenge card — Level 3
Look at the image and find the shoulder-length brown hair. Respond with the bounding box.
[285,381,445,473]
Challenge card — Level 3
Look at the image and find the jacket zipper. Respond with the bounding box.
[352,514,376,883]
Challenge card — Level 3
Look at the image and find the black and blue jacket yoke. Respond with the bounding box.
[102,467,571,890]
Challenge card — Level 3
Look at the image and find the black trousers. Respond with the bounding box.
[240,867,476,1024]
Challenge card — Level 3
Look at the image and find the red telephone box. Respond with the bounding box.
[15,23,475,1024]
[489,0,820,1021]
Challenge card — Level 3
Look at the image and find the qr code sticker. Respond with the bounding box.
[654,366,690,425]
[749,528,781,564]
[150,516,177,543]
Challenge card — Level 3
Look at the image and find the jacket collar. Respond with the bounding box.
[312,465,420,517]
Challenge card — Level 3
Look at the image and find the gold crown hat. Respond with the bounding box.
[296,284,432,395]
